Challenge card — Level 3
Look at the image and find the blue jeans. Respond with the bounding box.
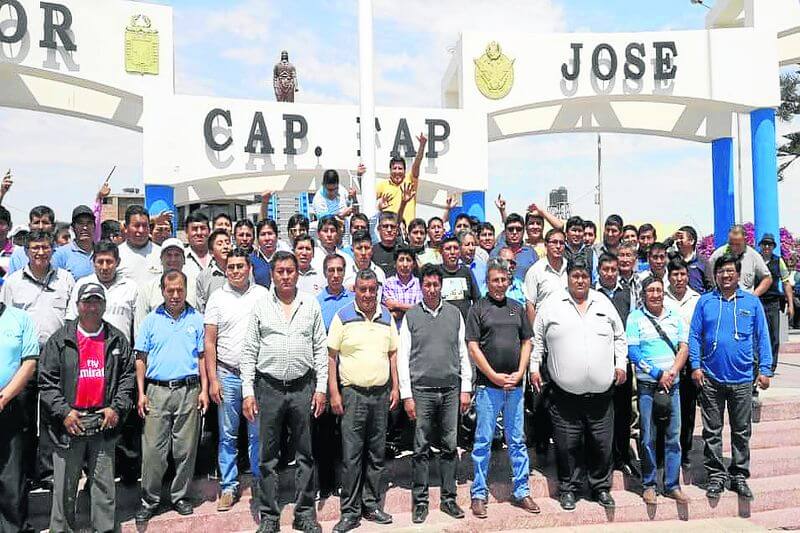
[217,368,260,493]
[471,385,530,500]
[638,383,682,491]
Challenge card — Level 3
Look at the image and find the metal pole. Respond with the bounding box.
[597,134,604,224]
[736,112,744,223]
[358,0,377,218]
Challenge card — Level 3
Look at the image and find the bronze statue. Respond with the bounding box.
[273,50,298,102]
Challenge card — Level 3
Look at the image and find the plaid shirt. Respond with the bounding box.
[382,274,422,307]
[240,290,329,397]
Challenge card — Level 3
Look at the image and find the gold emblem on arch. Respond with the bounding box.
[125,14,160,75]
[474,41,514,100]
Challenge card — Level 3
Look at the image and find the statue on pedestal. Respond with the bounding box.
[273,50,298,102]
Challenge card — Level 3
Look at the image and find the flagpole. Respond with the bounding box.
[597,134,604,224]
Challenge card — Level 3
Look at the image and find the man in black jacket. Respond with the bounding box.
[39,283,136,533]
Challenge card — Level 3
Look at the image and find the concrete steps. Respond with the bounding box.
[109,391,800,532]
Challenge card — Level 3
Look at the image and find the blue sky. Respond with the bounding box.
[0,0,795,237]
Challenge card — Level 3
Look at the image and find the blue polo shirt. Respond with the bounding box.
[317,286,355,331]
[490,244,538,281]
[52,241,93,280]
[689,288,772,384]
[0,306,39,389]
[134,305,205,381]
[250,252,272,289]
[626,307,687,383]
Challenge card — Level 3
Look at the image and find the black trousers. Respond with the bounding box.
[312,409,340,496]
[340,385,389,519]
[411,387,459,506]
[0,397,28,533]
[115,411,142,484]
[679,371,698,464]
[763,300,781,372]
[612,365,633,466]
[549,386,614,495]
[255,375,316,522]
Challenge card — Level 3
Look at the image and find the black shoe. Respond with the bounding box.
[362,508,392,524]
[38,479,54,492]
[440,500,465,519]
[257,518,281,533]
[173,499,193,516]
[292,516,322,533]
[596,490,615,508]
[135,504,156,524]
[730,479,754,500]
[385,443,399,459]
[332,516,361,533]
[706,479,725,499]
[559,491,577,511]
[412,504,428,524]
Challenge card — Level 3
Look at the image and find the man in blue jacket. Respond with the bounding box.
[689,253,772,500]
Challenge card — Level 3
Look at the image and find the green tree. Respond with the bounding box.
[777,72,800,181]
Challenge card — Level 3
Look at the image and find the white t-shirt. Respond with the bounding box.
[68,274,139,342]
[117,241,162,289]
[204,281,269,368]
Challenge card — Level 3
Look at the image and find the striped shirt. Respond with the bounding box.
[382,274,422,307]
[625,306,687,383]
[240,290,328,398]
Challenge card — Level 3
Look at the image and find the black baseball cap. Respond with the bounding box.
[77,283,106,302]
[71,205,94,224]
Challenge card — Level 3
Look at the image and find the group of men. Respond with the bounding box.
[0,153,787,533]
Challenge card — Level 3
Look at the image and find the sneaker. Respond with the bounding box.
[217,491,236,512]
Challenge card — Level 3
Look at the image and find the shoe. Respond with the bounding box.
[385,443,400,459]
[512,495,541,514]
[217,491,236,512]
[706,479,725,499]
[596,490,615,508]
[332,516,360,533]
[173,499,193,516]
[642,487,657,505]
[559,491,576,511]
[665,488,690,504]
[412,504,428,524]
[292,516,322,533]
[257,518,281,533]
[440,500,465,519]
[730,479,754,500]
[362,508,392,524]
[471,498,488,519]
[134,504,156,524]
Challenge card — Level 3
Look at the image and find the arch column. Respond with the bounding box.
[712,137,735,248]
[750,108,780,245]
[454,191,486,227]
[144,184,176,234]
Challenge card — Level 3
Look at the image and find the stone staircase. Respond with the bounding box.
[27,355,800,532]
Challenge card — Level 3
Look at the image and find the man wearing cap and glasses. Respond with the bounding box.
[39,282,135,532]
[51,205,97,281]
[134,270,208,522]
[135,237,199,331]
[3,229,75,490]
[757,233,794,373]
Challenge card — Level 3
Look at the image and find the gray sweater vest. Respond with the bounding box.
[404,301,462,389]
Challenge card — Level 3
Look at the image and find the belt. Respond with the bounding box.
[216,360,240,376]
[552,383,613,399]
[346,382,389,395]
[257,369,313,391]
[146,375,200,389]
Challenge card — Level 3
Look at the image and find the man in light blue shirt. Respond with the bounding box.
[311,169,356,219]
[134,270,208,523]
[626,276,689,505]
[688,253,772,501]
[318,254,355,331]
[0,304,39,532]
[51,206,95,280]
